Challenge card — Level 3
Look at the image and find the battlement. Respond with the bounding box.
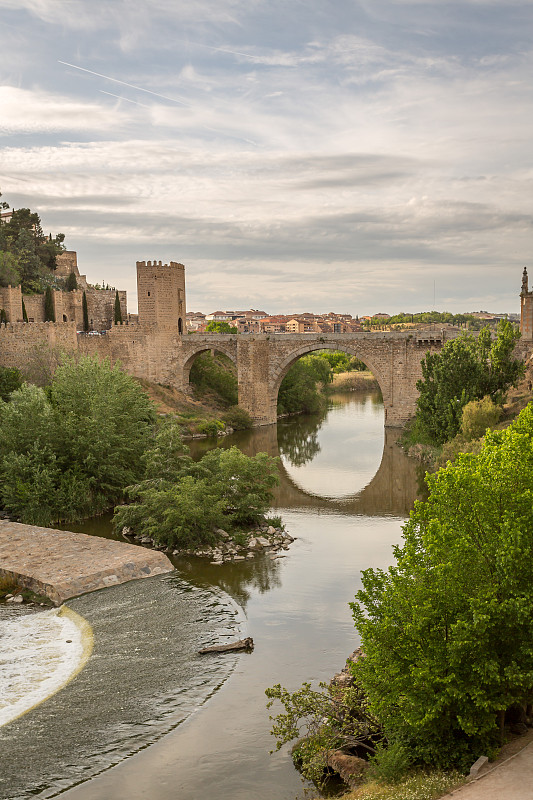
[0,320,76,335]
[136,260,185,270]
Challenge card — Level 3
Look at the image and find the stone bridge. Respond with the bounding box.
[96,327,456,426]
[174,330,455,426]
[0,323,457,426]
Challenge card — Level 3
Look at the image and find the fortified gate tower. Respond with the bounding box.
[136,260,186,333]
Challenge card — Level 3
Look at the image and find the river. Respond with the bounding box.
[0,388,422,800]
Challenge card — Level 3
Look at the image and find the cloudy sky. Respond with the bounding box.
[1,0,532,315]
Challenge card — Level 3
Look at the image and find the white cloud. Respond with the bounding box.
[0,86,132,134]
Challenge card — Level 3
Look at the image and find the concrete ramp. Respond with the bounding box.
[0,521,174,605]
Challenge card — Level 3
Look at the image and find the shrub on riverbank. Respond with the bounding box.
[412,321,523,447]
[0,357,156,525]
[338,769,463,800]
[352,402,533,770]
[113,419,279,548]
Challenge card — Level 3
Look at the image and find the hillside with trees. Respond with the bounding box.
[0,194,66,293]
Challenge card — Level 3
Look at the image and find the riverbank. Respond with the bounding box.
[122,518,295,563]
[400,368,533,470]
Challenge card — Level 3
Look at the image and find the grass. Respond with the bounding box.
[330,371,379,392]
[0,575,18,598]
[135,378,231,436]
[335,769,464,800]
[265,515,284,529]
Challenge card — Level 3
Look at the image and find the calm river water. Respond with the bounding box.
[0,389,422,800]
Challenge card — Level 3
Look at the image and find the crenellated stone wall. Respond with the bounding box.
[0,321,78,368]
[0,321,457,427]
[0,256,485,428]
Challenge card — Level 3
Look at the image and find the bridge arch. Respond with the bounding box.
[269,342,390,414]
[182,343,238,387]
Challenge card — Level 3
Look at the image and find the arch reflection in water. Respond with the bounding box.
[278,391,384,499]
[194,390,421,518]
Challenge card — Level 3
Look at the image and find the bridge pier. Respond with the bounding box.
[237,338,277,425]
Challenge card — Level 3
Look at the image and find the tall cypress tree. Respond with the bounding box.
[44,286,55,322]
[114,290,123,324]
[0,309,7,324]
[82,291,89,332]
[65,271,78,291]
[22,297,28,322]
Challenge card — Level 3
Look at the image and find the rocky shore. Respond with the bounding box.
[122,522,295,564]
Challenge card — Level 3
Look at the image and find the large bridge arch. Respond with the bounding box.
[234,332,450,427]
[269,342,389,414]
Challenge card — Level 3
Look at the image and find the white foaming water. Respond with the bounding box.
[0,605,93,727]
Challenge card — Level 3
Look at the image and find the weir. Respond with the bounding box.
[0,521,174,605]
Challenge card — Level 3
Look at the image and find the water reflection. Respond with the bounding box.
[177,553,283,609]
[277,413,322,466]
[279,391,384,499]
[190,390,421,518]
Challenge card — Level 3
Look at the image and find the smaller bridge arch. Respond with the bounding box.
[181,341,238,388]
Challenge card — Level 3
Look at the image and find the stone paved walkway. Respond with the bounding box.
[445,733,533,800]
[0,521,174,604]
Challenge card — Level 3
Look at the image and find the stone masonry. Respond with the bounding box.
[0,251,127,331]
[0,521,174,605]
[0,258,463,426]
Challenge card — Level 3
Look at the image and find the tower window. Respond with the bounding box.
[147,291,151,296]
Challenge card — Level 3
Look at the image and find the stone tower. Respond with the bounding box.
[520,267,533,341]
[136,260,186,333]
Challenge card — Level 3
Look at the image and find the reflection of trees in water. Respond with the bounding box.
[175,554,281,609]
[277,414,323,467]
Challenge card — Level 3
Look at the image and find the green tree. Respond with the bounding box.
[277,355,333,416]
[113,420,279,548]
[315,351,368,373]
[22,297,28,323]
[0,309,6,324]
[82,291,89,331]
[0,366,22,401]
[0,357,156,524]
[189,351,238,406]
[205,320,238,334]
[114,290,123,324]
[0,251,21,287]
[65,272,78,291]
[44,286,55,322]
[415,322,523,445]
[0,202,65,293]
[351,404,533,768]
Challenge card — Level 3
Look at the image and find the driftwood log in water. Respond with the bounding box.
[198,637,254,654]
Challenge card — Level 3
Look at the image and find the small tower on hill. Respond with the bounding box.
[136,260,186,333]
[520,267,533,341]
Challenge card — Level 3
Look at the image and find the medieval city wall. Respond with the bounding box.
[0,322,78,369]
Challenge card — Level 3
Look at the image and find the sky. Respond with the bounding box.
[1,0,532,316]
